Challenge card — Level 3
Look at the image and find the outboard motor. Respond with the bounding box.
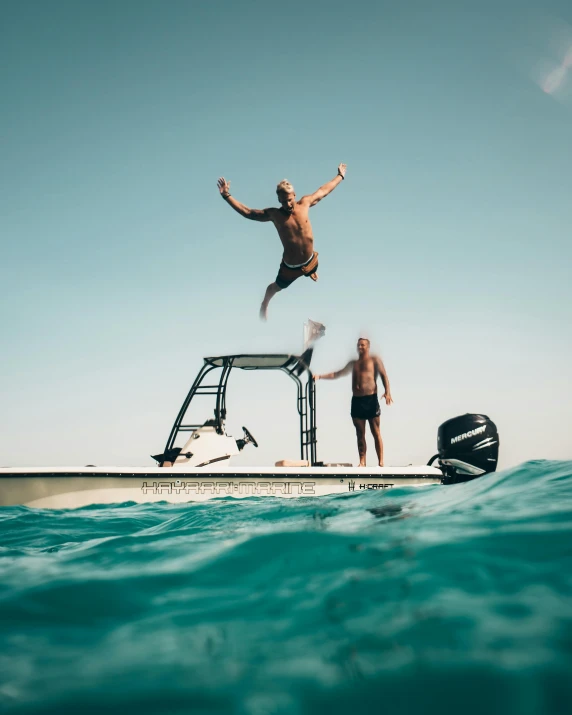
[434,414,499,484]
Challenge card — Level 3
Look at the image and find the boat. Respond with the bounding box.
[0,352,499,509]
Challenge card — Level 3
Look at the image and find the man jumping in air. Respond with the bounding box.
[314,338,393,467]
[217,164,347,320]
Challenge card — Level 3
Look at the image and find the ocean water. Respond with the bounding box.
[1,461,571,715]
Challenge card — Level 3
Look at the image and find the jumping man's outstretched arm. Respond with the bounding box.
[302,163,347,207]
[217,177,273,222]
[314,360,354,381]
[375,356,393,405]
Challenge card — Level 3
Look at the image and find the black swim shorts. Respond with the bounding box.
[351,393,381,420]
[275,252,319,289]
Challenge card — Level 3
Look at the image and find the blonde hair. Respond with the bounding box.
[276,179,295,195]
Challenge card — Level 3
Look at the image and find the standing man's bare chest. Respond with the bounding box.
[353,359,377,390]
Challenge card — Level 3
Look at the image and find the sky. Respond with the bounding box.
[1,0,571,471]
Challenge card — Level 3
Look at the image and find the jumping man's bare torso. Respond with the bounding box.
[266,203,314,265]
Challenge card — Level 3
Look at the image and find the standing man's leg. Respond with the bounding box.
[260,282,282,321]
[368,416,384,467]
[352,417,367,467]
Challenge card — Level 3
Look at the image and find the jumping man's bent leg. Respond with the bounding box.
[260,282,282,321]
[352,417,367,467]
[368,416,384,467]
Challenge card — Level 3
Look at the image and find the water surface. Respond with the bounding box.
[1,460,571,714]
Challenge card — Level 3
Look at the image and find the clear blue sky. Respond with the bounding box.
[1,0,571,469]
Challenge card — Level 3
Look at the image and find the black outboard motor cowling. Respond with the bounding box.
[437,414,499,483]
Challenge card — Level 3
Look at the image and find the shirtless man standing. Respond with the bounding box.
[216,164,347,320]
[314,338,393,467]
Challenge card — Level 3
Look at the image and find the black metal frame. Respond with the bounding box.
[163,354,317,465]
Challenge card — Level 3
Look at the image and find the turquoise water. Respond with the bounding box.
[1,461,571,714]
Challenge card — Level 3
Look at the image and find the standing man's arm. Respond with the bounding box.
[302,163,347,207]
[375,356,393,405]
[217,177,274,222]
[314,360,354,381]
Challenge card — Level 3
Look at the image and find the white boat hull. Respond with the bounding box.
[0,466,443,509]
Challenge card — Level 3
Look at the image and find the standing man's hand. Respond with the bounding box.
[337,163,347,179]
[217,177,231,198]
[382,393,393,406]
